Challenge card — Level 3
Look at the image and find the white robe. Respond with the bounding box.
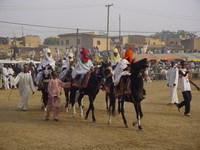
[15,72,35,110]
[8,68,16,88]
[71,59,93,79]
[37,58,55,71]
[2,67,10,89]
[113,59,130,86]
[167,67,179,104]
[35,58,55,84]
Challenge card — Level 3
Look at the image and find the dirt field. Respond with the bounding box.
[0,80,200,150]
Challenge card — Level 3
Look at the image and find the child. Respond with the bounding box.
[45,71,69,121]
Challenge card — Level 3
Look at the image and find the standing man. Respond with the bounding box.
[2,64,10,90]
[177,61,200,116]
[15,65,35,111]
[166,61,179,105]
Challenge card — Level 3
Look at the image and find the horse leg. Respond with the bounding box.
[107,96,112,124]
[138,102,143,119]
[70,88,77,117]
[89,95,96,122]
[64,88,69,112]
[105,93,109,110]
[77,94,84,118]
[133,102,142,130]
[85,98,91,120]
[120,101,128,128]
[118,97,121,114]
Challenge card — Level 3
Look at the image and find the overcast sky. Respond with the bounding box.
[0,0,200,41]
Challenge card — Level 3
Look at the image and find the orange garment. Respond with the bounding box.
[123,46,134,63]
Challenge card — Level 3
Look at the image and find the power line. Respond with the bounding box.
[0,20,199,34]
[115,6,200,22]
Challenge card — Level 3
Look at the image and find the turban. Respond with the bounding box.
[123,46,134,63]
[111,48,120,63]
[81,48,89,63]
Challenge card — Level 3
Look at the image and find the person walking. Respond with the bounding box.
[166,61,179,105]
[15,65,35,111]
[45,71,68,121]
[177,61,200,116]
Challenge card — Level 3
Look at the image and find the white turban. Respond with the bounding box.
[68,52,74,58]
[44,48,51,53]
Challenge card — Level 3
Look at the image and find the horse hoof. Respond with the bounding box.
[125,124,128,128]
[138,126,143,130]
[132,121,138,126]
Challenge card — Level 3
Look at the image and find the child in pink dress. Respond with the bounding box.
[45,71,70,121]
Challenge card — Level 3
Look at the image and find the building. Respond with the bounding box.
[181,38,200,50]
[0,37,9,45]
[93,35,110,51]
[58,32,94,50]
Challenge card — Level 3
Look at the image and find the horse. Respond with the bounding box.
[35,64,53,109]
[59,67,73,112]
[104,58,149,130]
[69,63,106,122]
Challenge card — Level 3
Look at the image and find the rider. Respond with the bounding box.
[71,48,94,88]
[59,52,75,81]
[35,48,55,109]
[110,48,121,68]
[113,46,134,87]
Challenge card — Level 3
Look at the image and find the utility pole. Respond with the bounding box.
[75,28,79,62]
[22,26,24,37]
[105,3,113,59]
[119,14,121,54]
[76,28,79,49]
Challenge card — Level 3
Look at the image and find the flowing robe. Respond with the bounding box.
[113,59,130,86]
[167,66,179,104]
[15,72,35,110]
[71,59,93,79]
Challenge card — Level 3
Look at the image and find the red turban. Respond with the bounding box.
[81,48,89,63]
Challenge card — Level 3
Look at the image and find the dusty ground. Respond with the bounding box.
[0,80,200,150]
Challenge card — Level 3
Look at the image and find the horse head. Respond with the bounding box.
[131,58,149,77]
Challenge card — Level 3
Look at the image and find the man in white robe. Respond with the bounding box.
[59,52,74,80]
[167,61,179,105]
[35,48,55,85]
[71,48,94,87]
[15,65,35,111]
[113,46,134,86]
[8,65,17,88]
[2,64,10,90]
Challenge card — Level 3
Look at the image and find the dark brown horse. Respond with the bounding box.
[104,58,148,130]
[70,64,105,122]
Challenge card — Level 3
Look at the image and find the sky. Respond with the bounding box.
[0,0,200,42]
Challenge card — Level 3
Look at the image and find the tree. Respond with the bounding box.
[151,30,197,39]
[43,37,59,45]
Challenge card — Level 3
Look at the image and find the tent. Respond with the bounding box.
[134,53,200,62]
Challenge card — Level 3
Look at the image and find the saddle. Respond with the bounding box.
[115,75,131,98]
[72,72,91,88]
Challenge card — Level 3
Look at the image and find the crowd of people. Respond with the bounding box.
[0,46,199,120]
